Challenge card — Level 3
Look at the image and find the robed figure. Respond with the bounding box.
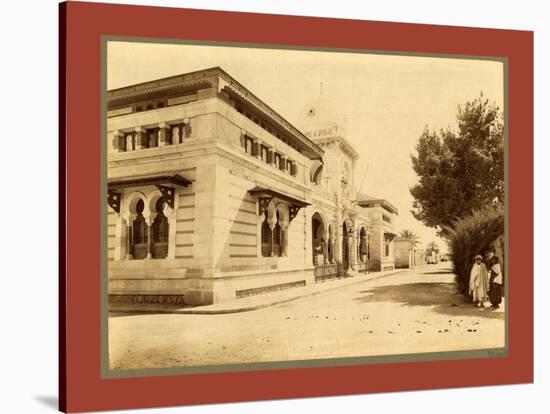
[469,254,489,306]
[487,252,503,308]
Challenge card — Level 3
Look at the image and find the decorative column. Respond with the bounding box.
[126,222,132,259]
[323,230,329,264]
[171,125,180,145]
[335,217,342,264]
[114,212,126,261]
[145,215,153,259]
[240,129,247,153]
[266,148,275,167]
[158,122,170,146]
[252,138,262,159]
[267,207,277,257]
[280,224,288,256]
[289,160,297,177]
[123,213,135,260]
[135,127,146,150]
[328,227,334,264]
[165,202,176,260]
[269,222,276,256]
[279,155,287,172]
[349,227,357,271]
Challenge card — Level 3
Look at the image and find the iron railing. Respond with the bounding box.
[314,263,347,282]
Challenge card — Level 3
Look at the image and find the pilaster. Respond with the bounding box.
[158,122,170,146]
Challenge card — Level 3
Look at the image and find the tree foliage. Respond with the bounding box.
[443,204,504,295]
[410,95,504,237]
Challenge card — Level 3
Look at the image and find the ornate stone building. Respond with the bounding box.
[106,67,398,306]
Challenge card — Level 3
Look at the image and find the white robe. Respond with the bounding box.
[469,263,489,302]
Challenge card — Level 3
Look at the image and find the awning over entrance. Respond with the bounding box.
[248,186,310,222]
[384,232,397,242]
[107,174,191,190]
[107,174,191,213]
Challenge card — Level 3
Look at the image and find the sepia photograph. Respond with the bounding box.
[104,40,506,374]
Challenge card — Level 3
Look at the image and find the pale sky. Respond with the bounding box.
[107,41,504,252]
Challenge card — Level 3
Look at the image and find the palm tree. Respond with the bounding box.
[399,230,420,248]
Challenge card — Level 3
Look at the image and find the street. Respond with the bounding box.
[108,262,505,370]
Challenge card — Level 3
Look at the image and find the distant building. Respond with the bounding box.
[393,237,414,268]
[394,239,425,269]
[425,249,440,264]
[106,67,399,305]
[414,249,426,267]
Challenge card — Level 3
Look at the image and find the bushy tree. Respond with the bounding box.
[443,204,504,295]
[410,95,504,237]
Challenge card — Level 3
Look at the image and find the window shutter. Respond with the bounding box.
[112,134,124,151]
[240,134,246,150]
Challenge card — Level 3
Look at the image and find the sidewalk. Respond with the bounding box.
[109,268,407,315]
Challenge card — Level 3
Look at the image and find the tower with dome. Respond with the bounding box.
[297,96,398,275]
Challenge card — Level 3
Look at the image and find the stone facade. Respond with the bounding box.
[394,237,413,268]
[106,67,398,306]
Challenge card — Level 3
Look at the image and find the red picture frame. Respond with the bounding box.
[59,2,533,412]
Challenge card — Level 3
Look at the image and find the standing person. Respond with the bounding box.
[487,250,503,308]
[469,254,489,307]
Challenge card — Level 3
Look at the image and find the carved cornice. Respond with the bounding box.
[108,80,213,109]
[222,85,324,160]
[107,67,324,161]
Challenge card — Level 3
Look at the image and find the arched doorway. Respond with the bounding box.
[311,212,326,265]
[260,202,287,257]
[342,220,350,270]
[151,197,169,259]
[132,199,148,260]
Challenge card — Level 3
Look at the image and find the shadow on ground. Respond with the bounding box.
[355,282,504,320]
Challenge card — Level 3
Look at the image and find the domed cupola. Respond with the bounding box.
[297,97,347,142]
